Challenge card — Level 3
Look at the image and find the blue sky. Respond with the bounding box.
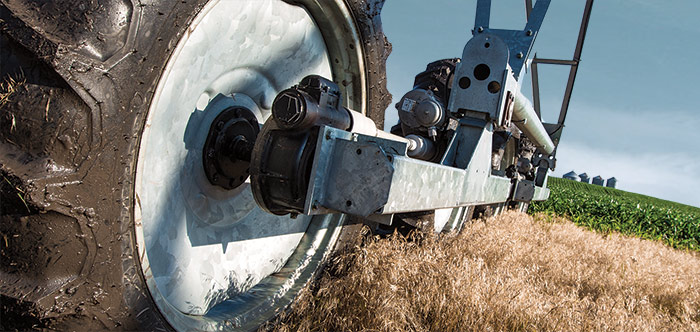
[381,0,700,207]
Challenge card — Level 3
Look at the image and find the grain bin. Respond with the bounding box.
[592,175,604,186]
[563,171,580,181]
[579,173,590,183]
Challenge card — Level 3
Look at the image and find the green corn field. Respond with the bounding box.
[529,177,700,251]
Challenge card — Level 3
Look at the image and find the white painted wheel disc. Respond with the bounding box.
[133,0,365,330]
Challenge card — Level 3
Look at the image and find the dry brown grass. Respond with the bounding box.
[268,211,700,332]
[0,74,25,109]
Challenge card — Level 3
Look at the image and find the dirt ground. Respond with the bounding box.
[267,211,700,332]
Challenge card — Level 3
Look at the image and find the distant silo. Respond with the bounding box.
[592,175,604,186]
[563,171,579,181]
[579,173,590,183]
[606,177,617,188]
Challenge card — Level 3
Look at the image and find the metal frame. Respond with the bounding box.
[304,0,594,218]
[529,0,595,150]
[303,127,539,218]
[301,126,549,223]
[246,0,594,227]
[474,0,551,79]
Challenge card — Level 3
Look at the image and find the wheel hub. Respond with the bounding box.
[202,107,260,190]
[133,0,369,328]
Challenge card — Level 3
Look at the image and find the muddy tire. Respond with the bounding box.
[0,0,390,330]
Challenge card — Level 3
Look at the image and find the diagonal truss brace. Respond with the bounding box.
[529,0,595,153]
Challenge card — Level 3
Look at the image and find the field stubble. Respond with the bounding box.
[268,211,700,332]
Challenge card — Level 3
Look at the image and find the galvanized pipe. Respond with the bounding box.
[512,90,555,154]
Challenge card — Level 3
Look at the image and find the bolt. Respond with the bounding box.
[428,127,438,139]
[272,91,304,127]
[230,135,252,161]
[526,30,533,36]
[325,132,332,140]
[477,26,484,33]
[517,52,524,59]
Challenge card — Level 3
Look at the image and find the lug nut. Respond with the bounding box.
[272,90,306,128]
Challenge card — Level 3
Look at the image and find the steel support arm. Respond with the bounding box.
[513,90,555,154]
[302,126,549,219]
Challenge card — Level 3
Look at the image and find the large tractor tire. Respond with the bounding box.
[0,0,390,330]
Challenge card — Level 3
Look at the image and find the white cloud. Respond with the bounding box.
[554,141,700,207]
[561,101,700,153]
[555,102,699,207]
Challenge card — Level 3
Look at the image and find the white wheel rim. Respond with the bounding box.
[133,0,365,330]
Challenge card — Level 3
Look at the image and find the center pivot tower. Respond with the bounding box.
[207,0,594,232]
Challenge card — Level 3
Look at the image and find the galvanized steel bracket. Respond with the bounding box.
[305,126,517,218]
[511,179,535,202]
[305,126,406,217]
[473,0,551,79]
[324,139,394,217]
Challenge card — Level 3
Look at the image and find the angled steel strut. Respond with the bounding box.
[206,1,594,229]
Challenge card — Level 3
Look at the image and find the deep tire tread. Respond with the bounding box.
[0,0,391,330]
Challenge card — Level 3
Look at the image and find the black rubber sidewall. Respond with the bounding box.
[0,0,390,330]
